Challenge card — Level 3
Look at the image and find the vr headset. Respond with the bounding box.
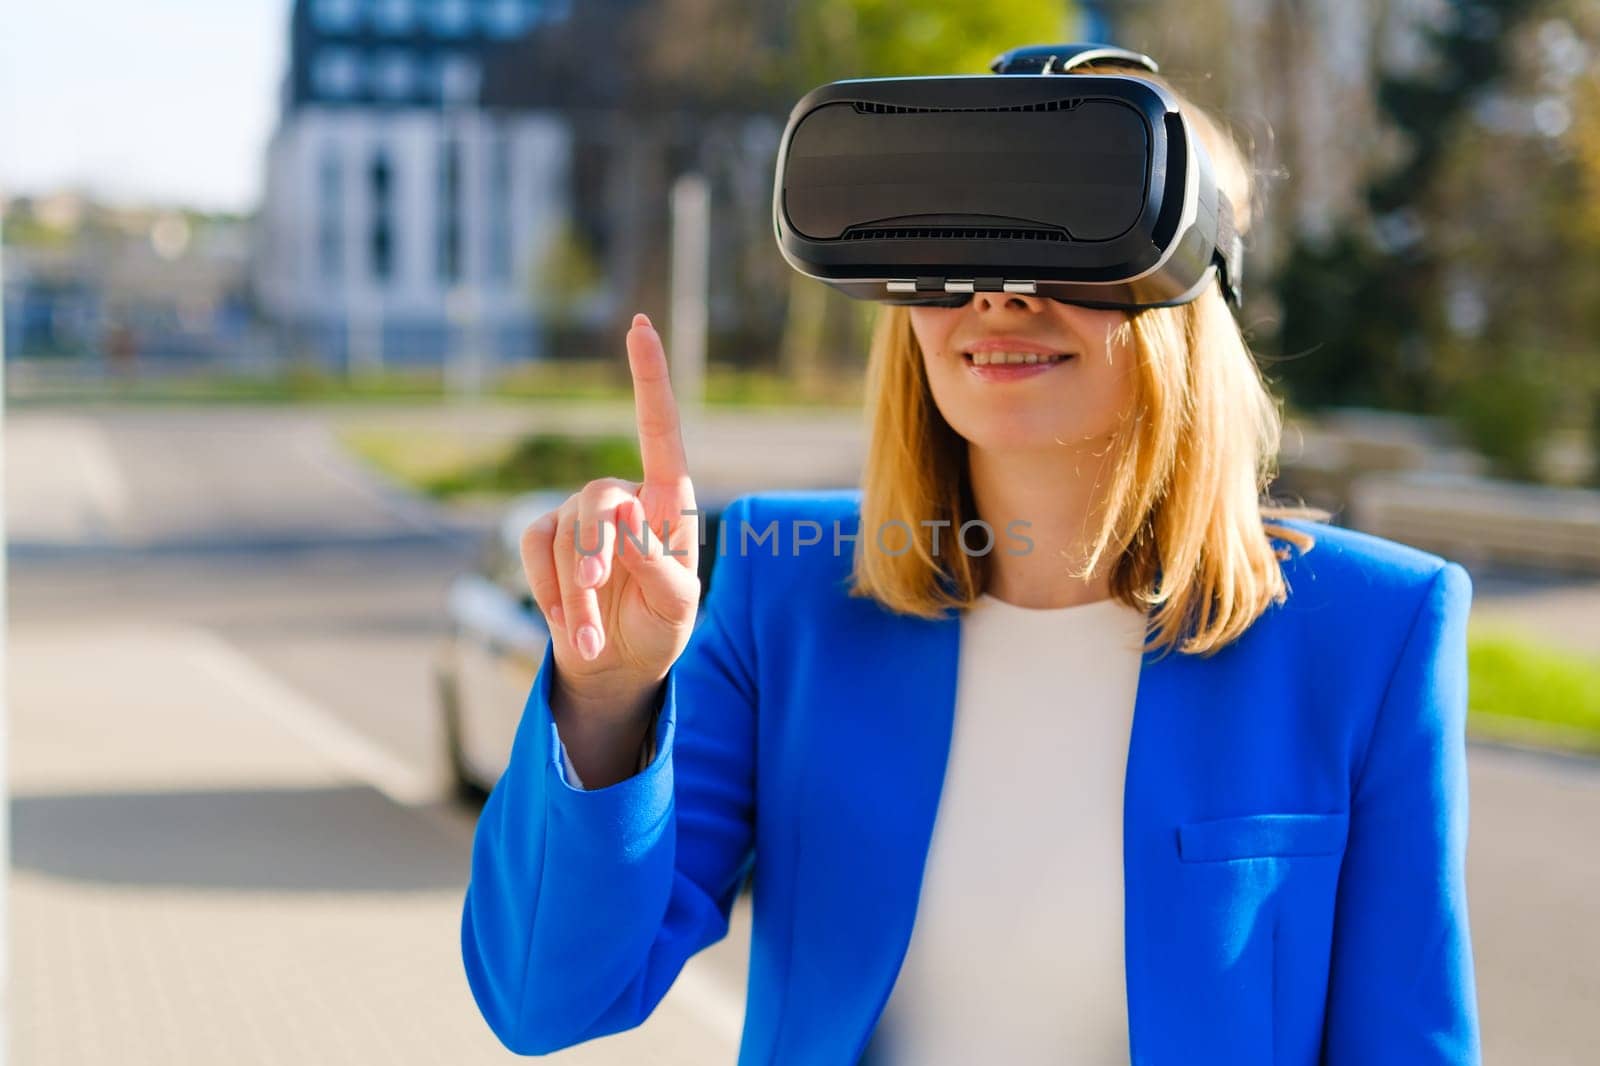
[771,43,1243,311]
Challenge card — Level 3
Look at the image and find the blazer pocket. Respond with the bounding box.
[1177,812,1349,863]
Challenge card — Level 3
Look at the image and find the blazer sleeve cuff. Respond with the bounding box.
[532,637,675,846]
[555,696,664,792]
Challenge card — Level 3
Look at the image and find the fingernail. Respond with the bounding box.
[575,624,602,661]
[549,604,565,628]
[633,312,654,331]
[578,554,603,587]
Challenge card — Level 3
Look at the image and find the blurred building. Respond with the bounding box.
[2,192,256,369]
[253,0,576,371]
[474,0,792,367]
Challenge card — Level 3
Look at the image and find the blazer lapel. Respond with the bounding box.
[1121,637,1204,1063]
[777,594,963,1061]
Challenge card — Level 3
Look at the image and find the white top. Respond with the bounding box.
[859,591,1149,1066]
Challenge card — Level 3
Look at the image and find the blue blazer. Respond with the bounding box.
[461,489,1481,1064]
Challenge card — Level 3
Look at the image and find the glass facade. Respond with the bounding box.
[371,51,415,100]
[482,0,537,39]
[370,0,417,35]
[438,53,481,105]
[311,0,360,32]
[311,49,362,98]
[298,0,562,107]
[309,0,551,43]
[427,0,473,37]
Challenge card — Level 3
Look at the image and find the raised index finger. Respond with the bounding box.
[625,312,690,488]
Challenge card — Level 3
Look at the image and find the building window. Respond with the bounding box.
[428,0,473,37]
[370,150,396,284]
[438,138,463,284]
[311,48,362,99]
[312,0,360,32]
[438,54,481,105]
[487,129,513,282]
[482,0,533,38]
[369,0,415,34]
[319,148,344,282]
[372,51,415,100]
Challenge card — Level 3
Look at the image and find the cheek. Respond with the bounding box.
[908,307,960,363]
[1074,312,1138,398]
[1076,338,1140,417]
[1071,308,1131,359]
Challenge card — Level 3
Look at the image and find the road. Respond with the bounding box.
[7,403,1600,1065]
[6,403,762,1066]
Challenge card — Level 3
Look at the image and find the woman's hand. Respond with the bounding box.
[519,313,702,730]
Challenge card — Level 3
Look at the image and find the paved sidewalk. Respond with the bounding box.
[1466,745,1600,1063]
[4,403,869,555]
[9,620,749,1065]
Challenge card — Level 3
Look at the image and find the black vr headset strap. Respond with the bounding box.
[989,43,1160,76]
[1214,189,1244,308]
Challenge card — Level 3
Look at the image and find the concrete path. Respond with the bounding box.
[1467,745,1600,1064]
[6,402,764,1064]
[3,401,867,555]
[8,617,750,1066]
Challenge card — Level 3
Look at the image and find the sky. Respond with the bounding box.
[0,0,290,214]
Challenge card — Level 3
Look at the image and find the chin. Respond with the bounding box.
[958,418,1088,453]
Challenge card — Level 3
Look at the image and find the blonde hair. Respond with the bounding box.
[847,64,1331,659]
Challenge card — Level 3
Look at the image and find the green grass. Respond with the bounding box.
[1467,626,1600,756]
[341,427,641,500]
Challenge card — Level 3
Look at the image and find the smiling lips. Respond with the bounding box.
[959,337,1077,377]
[966,350,1074,367]
[961,336,1075,365]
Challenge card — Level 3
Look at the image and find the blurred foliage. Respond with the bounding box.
[1,195,245,249]
[1446,354,1562,480]
[2,209,78,249]
[1273,0,1600,482]
[1275,0,1544,412]
[339,425,517,490]
[531,217,606,325]
[790,0,1072,81]
[430,433,645,497]
[1576,61,1600,244]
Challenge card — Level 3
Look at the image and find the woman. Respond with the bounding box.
[460,62,1481,1065]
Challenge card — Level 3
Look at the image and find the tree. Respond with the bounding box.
[1273,0,1546,413]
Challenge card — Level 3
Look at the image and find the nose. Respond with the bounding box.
[971,290,1046,314]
